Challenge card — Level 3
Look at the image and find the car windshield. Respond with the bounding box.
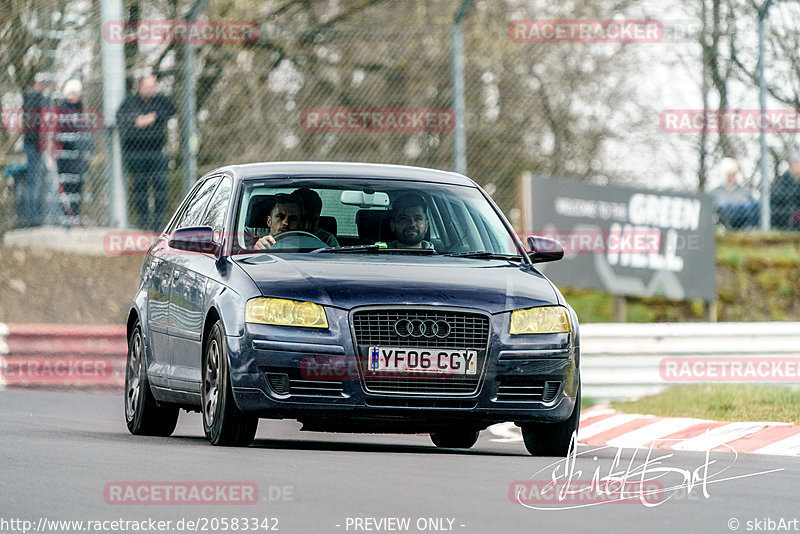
[231,178,521,256]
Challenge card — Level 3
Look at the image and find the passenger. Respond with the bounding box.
[387,193,434,249]
[254,193,302,250]
[293,187,339,247]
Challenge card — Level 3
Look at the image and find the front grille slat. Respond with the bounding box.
[496,378,562,402]
[352,308,490,395]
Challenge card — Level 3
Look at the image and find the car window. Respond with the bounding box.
[200,177,232,237]
[232,179,521,256]
[174,177,219,230]
[165,180,205,233]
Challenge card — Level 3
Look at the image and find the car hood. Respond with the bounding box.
[234,254,558,314]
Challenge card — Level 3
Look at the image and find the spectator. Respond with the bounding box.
[54,79,93,226]
[709,158,759,230]
[20,72,53,227]
[116,74,175,231]
[770,152,800,231]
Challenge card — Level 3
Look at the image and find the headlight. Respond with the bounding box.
[246,297,328,329]
[509,306,571,335]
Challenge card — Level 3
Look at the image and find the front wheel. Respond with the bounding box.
[430,428,480,449]
[202,321,258,446]
[521,386,580,457]
[124,321,179,436]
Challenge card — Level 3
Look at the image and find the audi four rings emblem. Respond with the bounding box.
[394,318,451,339]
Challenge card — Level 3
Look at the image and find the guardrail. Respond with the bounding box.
[581,322,800,400]
[0,324,126,388]
[2,322,799,399]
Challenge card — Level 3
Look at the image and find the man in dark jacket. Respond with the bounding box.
[770,153,800,231]
[20,72,53,227]
[116,74,175,231]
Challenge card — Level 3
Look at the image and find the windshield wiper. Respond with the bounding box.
[444,251,523,261]
[312,245,435,254]
[312,245,383,253]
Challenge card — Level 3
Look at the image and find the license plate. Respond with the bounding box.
[367,347,478,375]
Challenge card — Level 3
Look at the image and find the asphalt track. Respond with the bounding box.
[1,390,799,534]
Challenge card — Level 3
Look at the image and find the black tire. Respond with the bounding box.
[521,386,581,457]
[202,321,258,446]
[124,321,179,436]
[430,428,480,449]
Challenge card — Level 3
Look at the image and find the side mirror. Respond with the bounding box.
[168,226,218,254]
[526,235,564,263]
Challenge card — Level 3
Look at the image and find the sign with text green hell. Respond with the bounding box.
[529,177,716,301]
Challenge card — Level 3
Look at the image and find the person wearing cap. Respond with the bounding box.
[19,72,54,227]
[54,79,93,225]
[770,152,800,230]
[116,74,176,231]
[709,158,759,230]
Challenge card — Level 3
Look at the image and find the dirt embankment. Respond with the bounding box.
[0,246,144,324]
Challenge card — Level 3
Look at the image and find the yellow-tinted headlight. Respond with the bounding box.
[246,297,328,329]
[509,306,571,335]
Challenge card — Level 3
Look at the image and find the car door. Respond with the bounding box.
[145,180,206,388]
[167,176,228,390]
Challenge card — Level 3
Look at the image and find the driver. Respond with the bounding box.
[254,193,302,250]
[387,193,434,250]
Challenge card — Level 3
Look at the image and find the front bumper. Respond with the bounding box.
[227,307,579,431]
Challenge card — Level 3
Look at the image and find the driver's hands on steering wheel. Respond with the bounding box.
[254,234,276,250]
[254,231,323,250]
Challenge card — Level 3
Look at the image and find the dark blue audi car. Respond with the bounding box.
[124,162,580,455]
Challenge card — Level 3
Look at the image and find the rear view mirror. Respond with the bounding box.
[168,226,218,254]
[526,235,564,263]
[340,190,390,208]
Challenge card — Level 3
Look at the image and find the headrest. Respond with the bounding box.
[318,215,337,236]
[356,209,394,242]
[245,194,276,228]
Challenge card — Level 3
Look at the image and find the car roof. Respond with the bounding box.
[209,161,476,187]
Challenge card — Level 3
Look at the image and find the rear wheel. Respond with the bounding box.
[521,386,580,457]
[124,321,179,436]
[202,321,258,446]
[430,428,480,449]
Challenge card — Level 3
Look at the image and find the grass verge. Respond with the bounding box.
[610,384,800,424]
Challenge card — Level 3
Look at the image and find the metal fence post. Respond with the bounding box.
[101,0,128,228]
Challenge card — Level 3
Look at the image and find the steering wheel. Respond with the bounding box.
[273,230,322,241]
[269,230,327,249]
